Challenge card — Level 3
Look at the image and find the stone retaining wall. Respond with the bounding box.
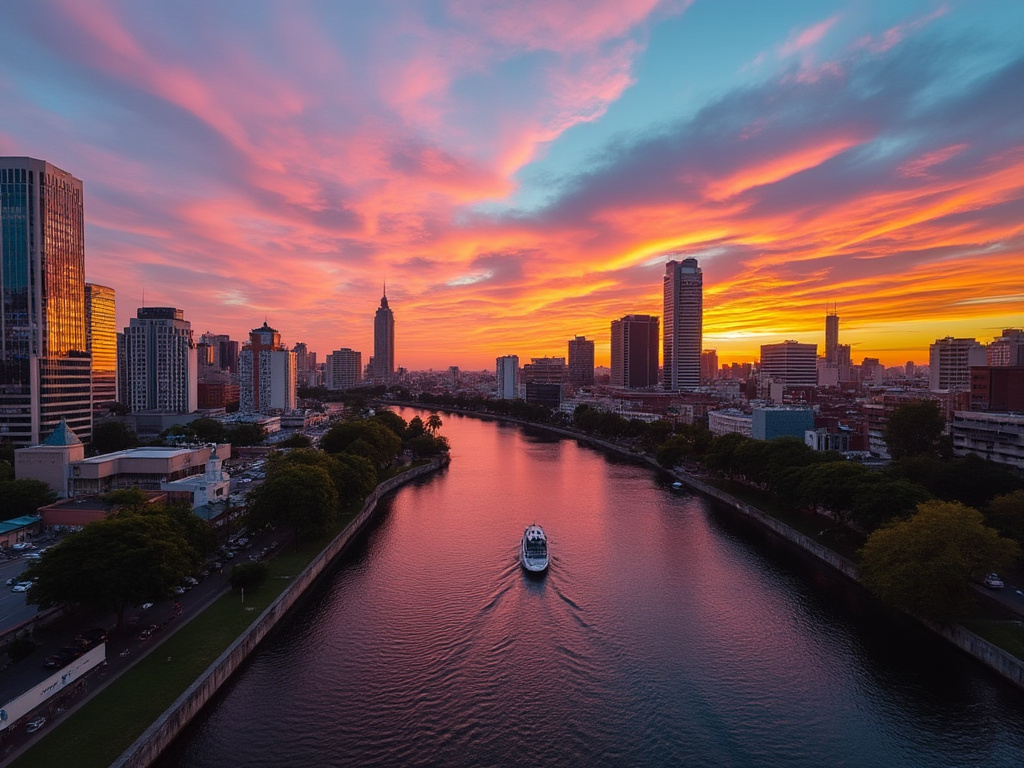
[111,456,449,768]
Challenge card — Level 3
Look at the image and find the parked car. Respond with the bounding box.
[26,716,46,733]
[11,542,35,550]
[138,624,159,640]
[984,573,1006,589]
[75,627,108,648]
[12,581,33,592]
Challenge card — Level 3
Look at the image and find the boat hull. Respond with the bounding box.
[521,525,549,573]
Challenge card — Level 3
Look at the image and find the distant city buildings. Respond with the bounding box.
[929,337,986,391]
[759,341,818,388]
[325,348,362,389]
[0,157,92,446]
[238,321,295,413]
[987,329,1024,366]
[611,314,659,389]
[700,349,718,383]
[293,342,318,389]
[567,336,595,386]
[124,307,198,414]
[86,283,117,411]
[370,287,395,381]
[496,355,519,399]
[663,258,702,390]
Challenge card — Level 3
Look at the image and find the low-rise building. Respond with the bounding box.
[951,411,1024,470]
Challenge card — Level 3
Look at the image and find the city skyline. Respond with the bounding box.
[1,2,1021,369]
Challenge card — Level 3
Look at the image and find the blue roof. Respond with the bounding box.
[42,418,82,446]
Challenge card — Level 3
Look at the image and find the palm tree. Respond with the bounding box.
[426,412,443,435]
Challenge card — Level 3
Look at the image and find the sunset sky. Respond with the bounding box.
[2,1,1021,370]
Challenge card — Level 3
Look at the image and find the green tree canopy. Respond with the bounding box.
[90,420,139,455]
[190,417,227,443]
[226,423,267,447]
[883,400,945,460]
[426,412,443,435]
[859,500,1019,620]
[0,479,57,518]
[0,461,13,482]
[986,489,1024,546]
[245,463,339,545]
[23,513,198,627]
[371,409,408,438]
[229,561,269,593]
[279,433,312,449]
[320,419,402,467]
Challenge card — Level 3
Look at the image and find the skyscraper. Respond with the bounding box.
[0,157,92,446]
[325,348,361,389]
[825,305,839,363]
[663,258,702,391]
[929,336,986,392]
[759,341,818,387]
[372,287,395,380]
[496,355,519,399]
[238,321,295,413]
[611,314,659,389]
[567,335,595,386]
[124,307,198,413]
[86,283,117,411]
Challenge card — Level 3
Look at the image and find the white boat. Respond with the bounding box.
[521,524,549,573]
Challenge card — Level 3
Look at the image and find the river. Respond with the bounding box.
[156,409,1024,766]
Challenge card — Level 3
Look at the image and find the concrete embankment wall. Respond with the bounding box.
[110,457,449,768]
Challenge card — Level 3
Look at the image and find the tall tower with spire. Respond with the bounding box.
[372,285,395,380]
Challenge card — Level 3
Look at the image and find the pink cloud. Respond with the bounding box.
[778,15,840,58]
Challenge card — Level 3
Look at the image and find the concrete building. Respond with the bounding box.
[987,329,1024,367]
[370,287,395,380]
[85,283,117,411]
[160,443,231,509]
[0,157,92,446]
[805,427,851,453]
[567,336,595,386]
[951,411,1024,470]
[496,355,519,399]
[970,366,1024,412]
[929,336,986,391]
[325,348,362,389]
[708,409,753,438]
[611,314,659,389]
[759,341,818,387]
[523,357,566,384]
[238,322,295,413]
[293,342,318,389]
[13,418,85,498]
[663,258,702,390]
[700,349,718,383]
[124,307,198,414]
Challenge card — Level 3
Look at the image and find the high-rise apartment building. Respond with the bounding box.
[0,157,92,446]
[700,349,718,382]
[522,357,566,384]
[86,283,117,411]
[371,288,395,380]
[611,314,659,389]
[293,342,318,389]
[825,305,839,363]
[987,329,1024,367]
[567,336,595,386]
[325,348,361,389]
[239,321,295,413]
[496,355,519,399]
[929,337,986,392]
[759,341,818,387]
[663,258,702,390]
[124,307,198,413]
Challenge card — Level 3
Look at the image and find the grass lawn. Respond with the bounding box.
[962,619,1024,660]
[10,504,364,768]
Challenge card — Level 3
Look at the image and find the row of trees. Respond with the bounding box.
[89,418,267,456]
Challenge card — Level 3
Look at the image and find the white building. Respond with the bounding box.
[124,307,198,414]
[325,348,362,389]
[951,411,1024,470]
[929,337,986,391]
[496,355,519,399]
[708,409,753,437]
[239,322,295,413]
[663,257,702,391]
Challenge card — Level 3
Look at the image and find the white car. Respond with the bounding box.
[984,573,1005,589]
[11,542,34,550]
[12,581,33,592]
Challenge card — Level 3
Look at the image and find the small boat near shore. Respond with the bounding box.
[521,524,549,573]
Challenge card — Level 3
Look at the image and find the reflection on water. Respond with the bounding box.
[158,410,1024,767]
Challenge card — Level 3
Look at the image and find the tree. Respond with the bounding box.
[859,500,1020,620]
[90,420,139,455]
[883,400,945,460]
[279,433,312,449]
[0,461,13,482]
[372,409,408,438]
[226,423,266,447]
[23,513,198,628]
[320,419,402,467]
[0,479,57,518]
[986,489,1024,546]
[406,416,426,439]
[229,561,269,593]
[426,412,443,435]
[245,463,339,546]
[190,417,227,443]
[848,478,931,531]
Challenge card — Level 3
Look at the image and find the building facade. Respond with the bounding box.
[0,157,92,446]
[86,283,117,411]
[987,329,1024,367]
[325,348,362,389]
[700,349,718,383]
[611,314,659,389]
[496,355,519,399]
[567,335,595,386]
[929,337,986,391]
[293,342,318,389]
[663,258,702,390]
[124,307,198,413]
[759,341,818,387]
[951,411,1024,470]
[371,288,395,380]
[238,322,295,414]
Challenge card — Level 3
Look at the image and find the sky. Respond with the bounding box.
[1,0,1022,371]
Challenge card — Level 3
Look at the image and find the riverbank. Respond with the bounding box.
[7,456,448,768]
[408,405,1024,693]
